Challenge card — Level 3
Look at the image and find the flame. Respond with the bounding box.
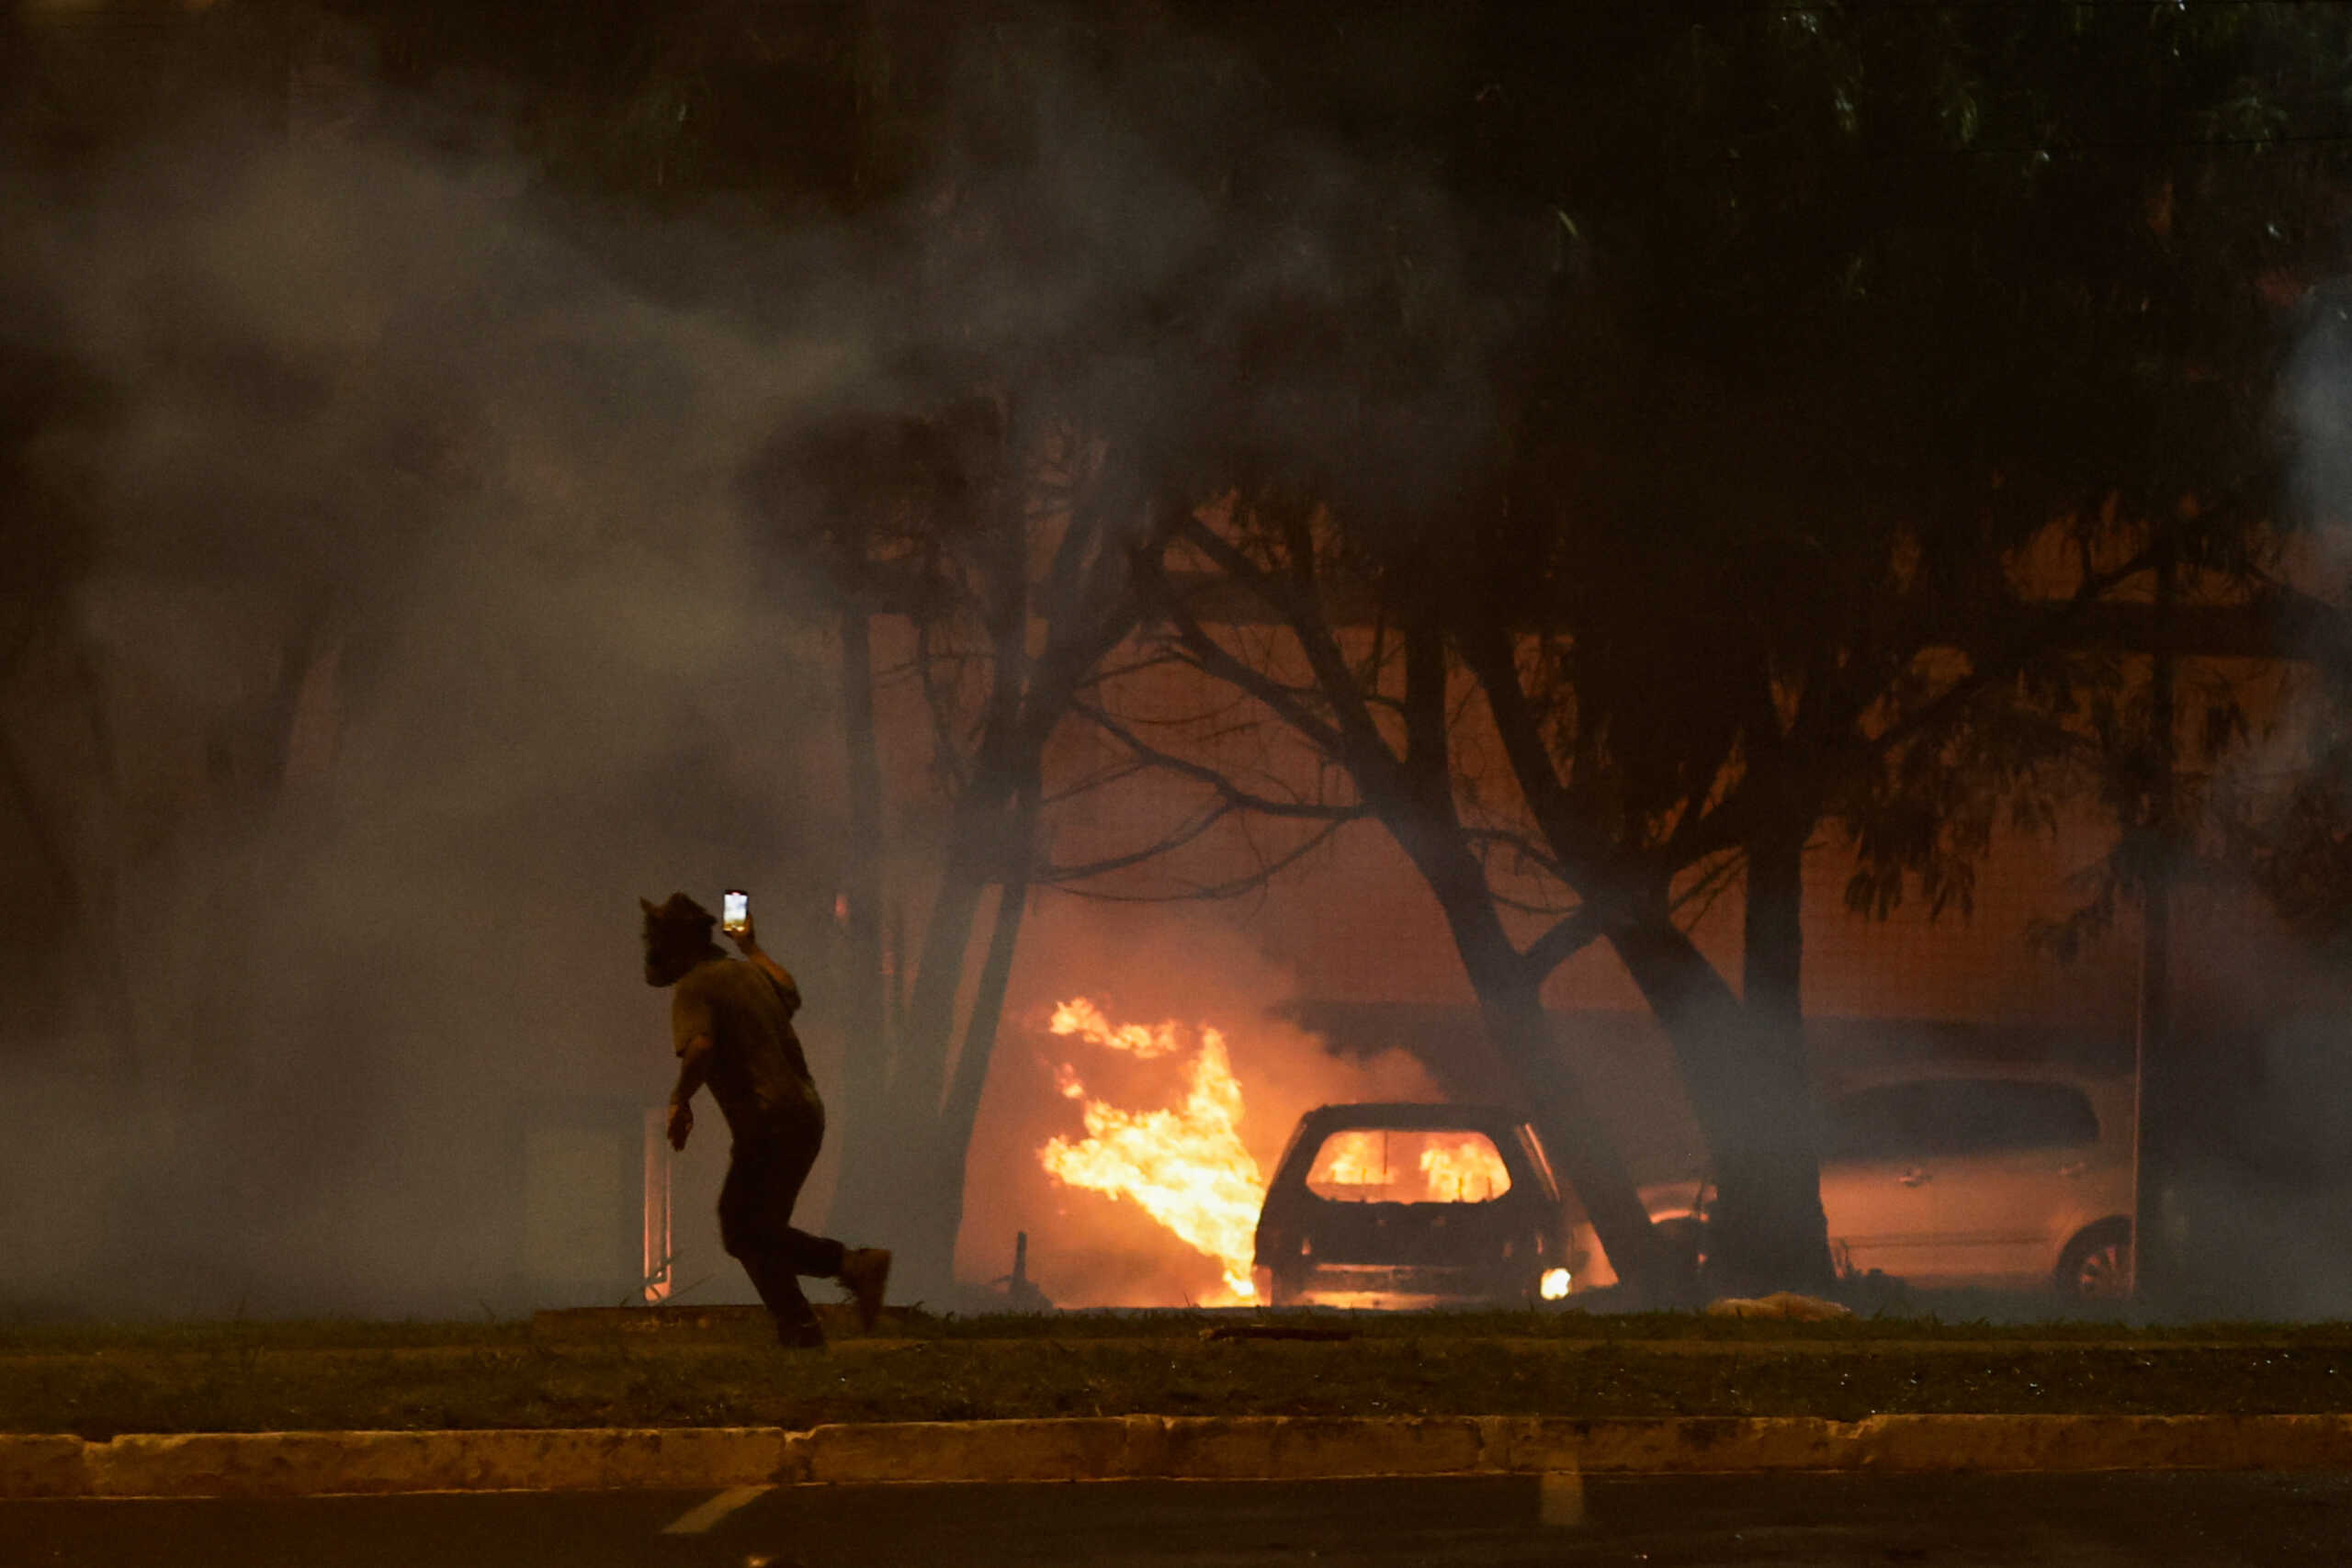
[1418,1137,1510,1203]
[1306,1129,1512,1203]
[1047,997,1188,1059]
[1038,999,1262,1302]
[1315,1131,1386,1191]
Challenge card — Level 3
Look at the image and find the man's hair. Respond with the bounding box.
[639,892,717,952]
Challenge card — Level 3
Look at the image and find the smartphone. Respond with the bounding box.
[721,889,750,935]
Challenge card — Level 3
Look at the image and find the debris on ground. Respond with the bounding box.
[1705,1292,1855,1322]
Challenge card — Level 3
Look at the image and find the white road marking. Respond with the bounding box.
[661,1484,773,1535]
[1538,1468,1586,1529]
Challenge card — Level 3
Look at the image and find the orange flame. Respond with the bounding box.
[1312,1130,1387,1191]
[1037,999,1262,1303]
[1046,997,1188,1060]
[1306,1129,1512,1204]
[1417,1137,1511,1203]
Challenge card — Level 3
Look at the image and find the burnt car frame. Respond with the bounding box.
[1251,1101,1587,1308]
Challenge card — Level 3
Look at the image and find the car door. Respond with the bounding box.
[1815,1084,1947,1280]
[1910,1078,2105,1288]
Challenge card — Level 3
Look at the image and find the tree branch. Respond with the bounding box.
[1522,905,1607,976]
[1045,813,1360,903]
[1074,699,1368,821]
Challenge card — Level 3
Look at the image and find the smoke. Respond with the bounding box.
[0,126,870,1315]
[0,13,1487,1319]
[2287,289,2352,561]
[2140,278,2352,1319]
[26,14,2350,1326]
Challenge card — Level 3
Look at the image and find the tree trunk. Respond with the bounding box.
[1403,832,1668,1302]
[827,606,893,1240]
[905,798,1036,1297]
[1471,958,1677,1303]
[938,784,1036,1162]
[1609,886,1834,1297]
[1733,823,1835,1294]
[1377,611,1668,1300]
[890,772,1014,1123]
[832,761,1015,1280]
[880,801,1010,1292]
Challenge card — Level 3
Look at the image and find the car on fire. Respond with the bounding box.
[1251,1102,1586,1308]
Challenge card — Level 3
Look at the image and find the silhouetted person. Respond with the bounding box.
[640,892,889,1348]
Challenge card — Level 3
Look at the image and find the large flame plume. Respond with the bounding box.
[1037,999,1263,1303]
[1044,998,1190,1060]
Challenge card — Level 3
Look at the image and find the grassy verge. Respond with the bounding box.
[15,1296,2352,1353]
[6,1311,2352,1438]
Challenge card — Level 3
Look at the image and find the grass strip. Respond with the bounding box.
[6,1318,2352,1438]
[13,1303,2352,1355]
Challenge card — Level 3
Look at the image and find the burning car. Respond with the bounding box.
[1251,1102,1586,1308]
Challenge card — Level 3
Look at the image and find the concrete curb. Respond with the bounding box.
[8,1414,2352,1499]
[0,1427,793,1500]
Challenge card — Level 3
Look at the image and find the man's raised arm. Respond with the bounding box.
[729,918,801,1015]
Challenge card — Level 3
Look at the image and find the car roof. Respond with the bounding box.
[1297,1101,1529,1132]
[1822,1061,2126,1095]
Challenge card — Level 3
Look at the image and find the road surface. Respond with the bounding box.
[8,1472,2351,1565]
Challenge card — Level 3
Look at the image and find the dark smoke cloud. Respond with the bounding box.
[1,128,864,1315]
[0,16,1483,1317]
[2145,288,2352,1320]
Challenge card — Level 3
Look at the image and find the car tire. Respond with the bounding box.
[2055,1217,2132,1303]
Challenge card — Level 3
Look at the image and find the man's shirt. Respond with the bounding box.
[671,956,820,1136]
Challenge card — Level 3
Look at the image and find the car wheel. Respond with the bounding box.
[2055,1218,2132,1303]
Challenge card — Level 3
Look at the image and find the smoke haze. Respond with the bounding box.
[15,6,2352,1325]
[0,124,870,1315]
[0,21,1465,1318]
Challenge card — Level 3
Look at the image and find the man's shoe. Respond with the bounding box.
[777,1319,828,1351]
[841,1248,892,1333]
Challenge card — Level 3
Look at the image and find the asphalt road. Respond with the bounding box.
[7,1472,2352,1567]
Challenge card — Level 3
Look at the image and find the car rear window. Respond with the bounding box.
[1822,1079,2101,1161]
[1305,1129,1514,1203]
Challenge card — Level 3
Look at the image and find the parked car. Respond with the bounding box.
[1812,1065,2135,1300]
[1252,1102,1586,1307]
[1582,1065,2136,1300]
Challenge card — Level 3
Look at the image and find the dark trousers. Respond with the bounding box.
[718,1106,847,1340]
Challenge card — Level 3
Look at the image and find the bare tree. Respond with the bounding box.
[1060,492,1680,1298]
[747,400,1148,1293]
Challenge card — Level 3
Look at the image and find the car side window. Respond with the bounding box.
[1823,1079,2101,1162]
[1820,1086,1934,1163]
[1918,1079,2100,1155]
